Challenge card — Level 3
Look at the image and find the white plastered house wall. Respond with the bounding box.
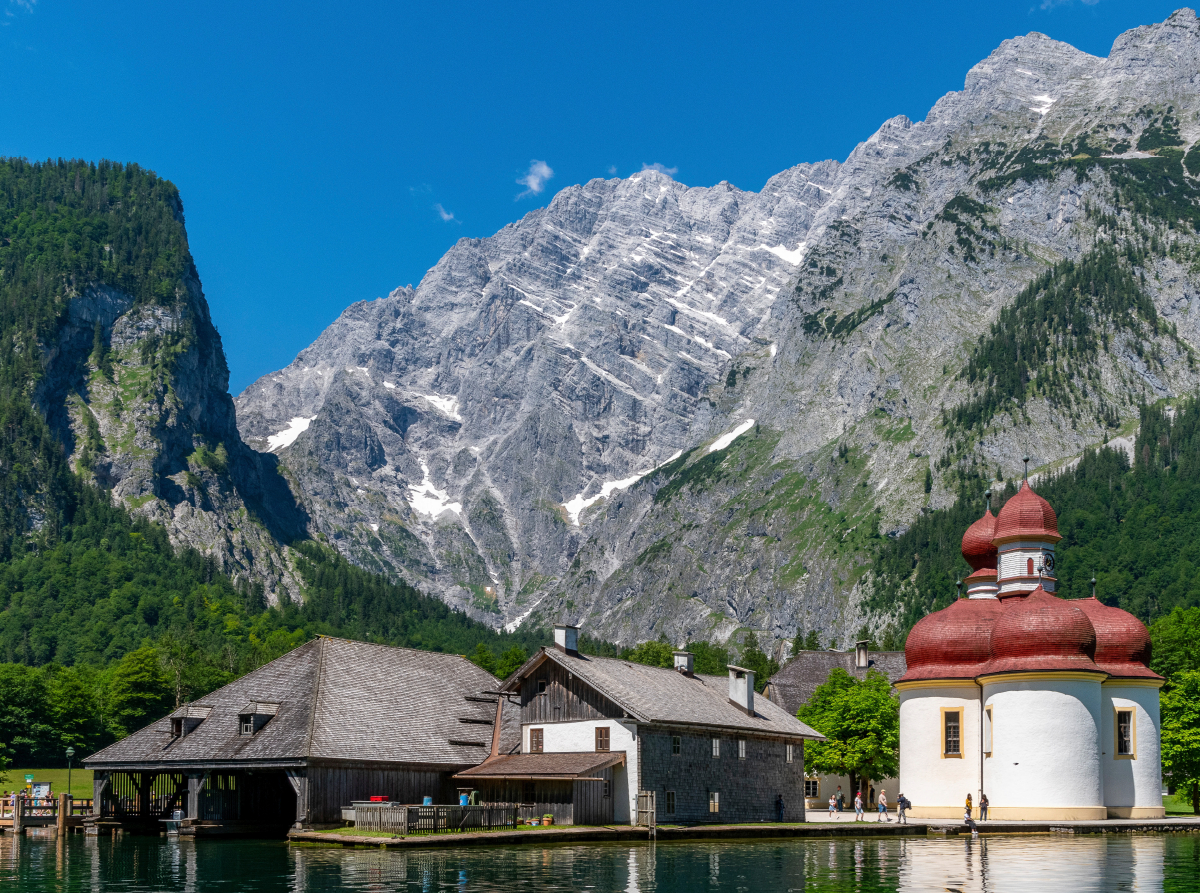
[524,719,638,823]
[802,773,898,814]
[1100,682,1165,818]
[980,673,1106,820]
[898,682,982,819]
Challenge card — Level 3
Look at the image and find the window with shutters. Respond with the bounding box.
[595,726,610,752]
[665,791,676,814]
[1116,708,1136,758]
[942,708,962,757]
[709,791,720,813]
[530,727,544,753]
[711,737,720,758]
[671,735,681,755]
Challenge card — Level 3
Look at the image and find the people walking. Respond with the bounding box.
[979,793,989,821]
[877,790,890,822]
[854,791,864,822]
[897,793,910,824]
[829,794,837,819]
[836,786,845,813]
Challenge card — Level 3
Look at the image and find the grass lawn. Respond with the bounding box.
[2,768,95,799]
[1164,793,1197,816]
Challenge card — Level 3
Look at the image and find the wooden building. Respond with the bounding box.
[457,626,823,825]
[84,637,503,835]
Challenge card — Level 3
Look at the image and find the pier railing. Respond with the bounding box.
[351,803,521,835]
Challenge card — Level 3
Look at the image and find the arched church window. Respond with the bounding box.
[1027,557,1034,575]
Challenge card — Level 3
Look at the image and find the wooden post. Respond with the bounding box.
[12,795,23,835]
[93,772,109,817]
[57,792,68,835]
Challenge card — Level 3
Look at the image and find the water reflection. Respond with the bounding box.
[0,831,1196,891]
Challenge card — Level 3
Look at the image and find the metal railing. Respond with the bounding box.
[352,803,521,835]
[1,795,93,830]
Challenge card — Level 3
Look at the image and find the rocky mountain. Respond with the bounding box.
[237,10,1200,652]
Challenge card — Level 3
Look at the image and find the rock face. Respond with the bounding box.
[37,273,308,601]
[236,10,1200,650]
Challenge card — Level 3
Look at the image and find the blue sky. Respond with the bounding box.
[0,0,1184,393]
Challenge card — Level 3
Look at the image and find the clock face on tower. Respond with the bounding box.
[1041,550,1055,574]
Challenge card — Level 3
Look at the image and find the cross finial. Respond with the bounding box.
[956,579,962,599]
[984,489,992,512]
[1023,455,1030,481]
[1091,573,1097,598]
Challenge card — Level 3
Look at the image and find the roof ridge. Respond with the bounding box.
[304,636,328,759]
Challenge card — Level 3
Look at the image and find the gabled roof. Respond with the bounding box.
[766,649,908,717]
[86,637,502,769]
[504,648,822,739]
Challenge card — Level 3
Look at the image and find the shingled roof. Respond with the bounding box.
[765,649,907,717]
[86,637,501,770]
[455,752,625,780]
[504,649,822,739]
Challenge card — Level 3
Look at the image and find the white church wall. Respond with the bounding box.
[1101,683,1165,818]
[981,676,1106,819]
[898,684,981,819]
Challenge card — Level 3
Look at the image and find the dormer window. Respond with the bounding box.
[238,702,280,736]
[168,705,212,738]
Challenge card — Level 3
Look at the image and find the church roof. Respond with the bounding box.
[1073,597,1162,680]
[980,586,1101,676]
[898,597,1004,682]
[961,510,998,570]
[993,481,1062,544]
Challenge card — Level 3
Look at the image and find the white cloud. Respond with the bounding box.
[607,165,618,175]
[516,160,554,199]
[641,162,678,177]
[1039,0,1099,8]
[434,203,457,222]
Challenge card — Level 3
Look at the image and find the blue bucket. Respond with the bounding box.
[423,796,433,806]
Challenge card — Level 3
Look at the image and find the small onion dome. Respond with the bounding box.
[993,481,1062,545]
[1073,598,1162,680]
[980,586,1100,675]
[898,598,1004,682]
[961,510,998,570]
[964,567,997,582]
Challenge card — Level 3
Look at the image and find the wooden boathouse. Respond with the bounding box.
[84,637,502,835]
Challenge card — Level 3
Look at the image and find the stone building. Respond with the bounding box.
[764,641,906,809]
[457,626,822,825]
[84,637,505,834]
[899,479,1165,820]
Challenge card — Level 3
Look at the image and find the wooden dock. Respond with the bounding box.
[0,795,92,835]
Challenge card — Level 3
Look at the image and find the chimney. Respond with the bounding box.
[673,651,694,675]
[727,665,754,715]
[554,624,579,656]
[855,640,869,669]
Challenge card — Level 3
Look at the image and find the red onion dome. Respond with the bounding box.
[980,586,1100,675]
[961,510,998,570]
[899,598,1004,682]
[1073,598,1162,680]
[993,481,1061,544]
[964,567,997,582]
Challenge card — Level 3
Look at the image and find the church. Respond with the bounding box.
[897,474,1165,820]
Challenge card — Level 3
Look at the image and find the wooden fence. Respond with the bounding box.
[352,803,522,835]
[0,795,93,832]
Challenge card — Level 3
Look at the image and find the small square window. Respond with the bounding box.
[665,791,676,814]
[537,679,547,694]
[595,726,610,752]
[603,779,611,798]
[523,782,535,803]
[786,743,794,764]
[711,738,720,758]
[530,727,544,754]
[709,791,720,813]
[671,735,681,755]
[239,715,255,736]
[804,779,819,798]
[738,739,746,760]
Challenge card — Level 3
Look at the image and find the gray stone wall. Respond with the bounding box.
[639,727,807,823]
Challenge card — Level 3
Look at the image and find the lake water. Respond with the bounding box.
[1,832,1198,891]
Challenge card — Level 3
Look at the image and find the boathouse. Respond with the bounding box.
[456,626,823,825]
[84,637,503,834]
